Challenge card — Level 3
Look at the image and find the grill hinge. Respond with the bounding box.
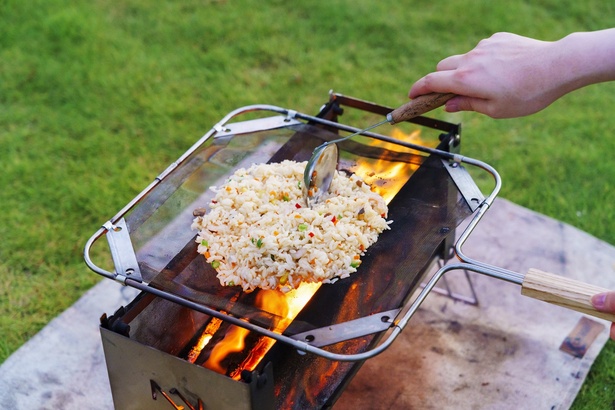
[104,218,143,284]
[289,308,401,347]
[441,158,485,212]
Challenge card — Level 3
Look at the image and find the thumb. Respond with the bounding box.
[591,291,615,313]
[444,96,492,116]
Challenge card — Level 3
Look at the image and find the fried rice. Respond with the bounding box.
[192,160,391,292]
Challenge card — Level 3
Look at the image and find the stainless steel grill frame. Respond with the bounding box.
[84,91,520,409]
[85,91,507,362]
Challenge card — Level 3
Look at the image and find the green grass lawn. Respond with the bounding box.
[1,0,613,407]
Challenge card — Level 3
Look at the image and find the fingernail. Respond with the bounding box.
[445,101,459,113]
[591,293,607,309]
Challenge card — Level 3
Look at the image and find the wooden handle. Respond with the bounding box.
[388,93,455,124]
[521,268,615,322]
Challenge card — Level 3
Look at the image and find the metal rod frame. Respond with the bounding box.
[84,103,524,362]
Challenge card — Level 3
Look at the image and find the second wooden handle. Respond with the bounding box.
[388,92,455,124]
[521,268,615,322]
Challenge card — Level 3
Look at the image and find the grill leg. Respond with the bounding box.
[423,258,480,306]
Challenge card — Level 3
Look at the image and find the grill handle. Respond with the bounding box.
[521,268,615,322]
[387,92,455,124]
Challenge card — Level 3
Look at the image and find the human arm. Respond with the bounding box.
[591,292,615,341]
[409,29,615,118]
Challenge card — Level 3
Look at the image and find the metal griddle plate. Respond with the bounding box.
[85,99,499,361]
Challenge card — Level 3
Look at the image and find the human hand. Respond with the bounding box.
[409,30,615,118]
[591,292,615,341]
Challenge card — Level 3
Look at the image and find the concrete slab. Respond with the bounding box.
[336,198,615,409]
[0,198,614,409]
[0,281,139,409]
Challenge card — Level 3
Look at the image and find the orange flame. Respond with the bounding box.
[204,283,322,379]
[352,128,424,202]
[186,317,222,364]
[204,325,251,374]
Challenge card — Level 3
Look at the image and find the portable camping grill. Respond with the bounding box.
[84,91,609,409]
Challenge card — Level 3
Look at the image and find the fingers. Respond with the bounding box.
[591,291,615,312]
[410,80,493,116]
[444,96,486,114]
[408,74,433,98]
[409,54,465,98]
[447,96,515,118]
[409,53,463,98]
[409,71,460,98]
[436,54,464,71]
[591,292,615,341]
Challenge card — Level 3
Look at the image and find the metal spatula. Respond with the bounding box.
[302,92,455,207]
